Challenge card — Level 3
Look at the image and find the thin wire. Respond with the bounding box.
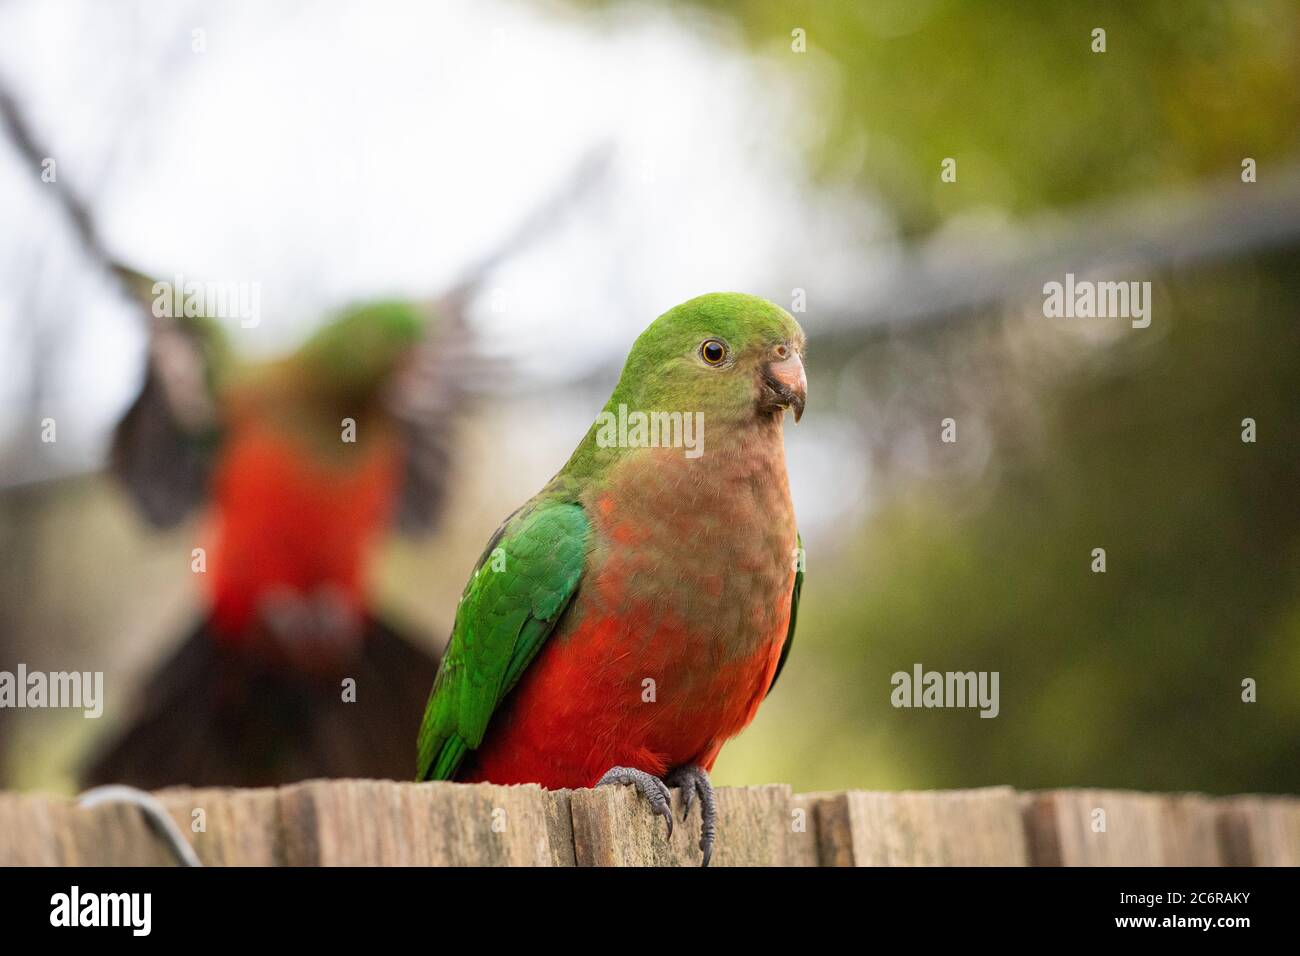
[78,785,203,867]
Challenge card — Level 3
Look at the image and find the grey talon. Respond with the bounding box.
[666,764,718,867]
[597,765,673,839]
[680,783,695,819]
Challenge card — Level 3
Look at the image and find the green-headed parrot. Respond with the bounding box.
[417,292,806,865]
[83,282,472,789]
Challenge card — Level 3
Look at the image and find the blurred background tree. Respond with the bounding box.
[659,0,1300,230]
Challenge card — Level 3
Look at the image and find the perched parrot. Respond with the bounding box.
[84,288,471,789]
[417,292,806,865]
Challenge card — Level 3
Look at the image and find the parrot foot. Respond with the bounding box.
[666,764,717,867]
[596,766,674,840]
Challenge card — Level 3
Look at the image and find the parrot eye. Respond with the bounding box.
[699,339,728,366]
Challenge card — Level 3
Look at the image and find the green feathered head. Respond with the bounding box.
[297,300,426,394]
[607,292,807,423]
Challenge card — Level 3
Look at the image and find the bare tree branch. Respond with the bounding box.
[0,80,114,272]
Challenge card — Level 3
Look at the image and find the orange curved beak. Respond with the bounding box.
[764,351,807,422]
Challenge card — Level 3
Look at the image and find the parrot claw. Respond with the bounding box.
[596,766,674,840]
[666,764,717,867]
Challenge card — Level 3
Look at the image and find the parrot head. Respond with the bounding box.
[297,300,426,397]
[611,292,806,425]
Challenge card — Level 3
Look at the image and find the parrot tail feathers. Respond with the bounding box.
[430,734,469,782]
[81,614,443,790]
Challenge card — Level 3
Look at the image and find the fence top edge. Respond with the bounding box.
[1,782,1296,807]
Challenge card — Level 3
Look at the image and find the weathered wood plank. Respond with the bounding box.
[0,792,180,866]
[1217,795,1300,866]
[0,793,70,865]
[3,784,1298,866]
[278,780,574,866]
[62,797,180,865]
[570,783,801,866]
[787,791,824,866]
[156,787,284,866]
[1025,790,1224,866]
[812,787,1028,866]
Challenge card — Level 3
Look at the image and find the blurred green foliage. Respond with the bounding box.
[661,0,1300,791]
[650,0,1300,234]
[719,248,1300,794]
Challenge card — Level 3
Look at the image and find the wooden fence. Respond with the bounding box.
[1,782,1297,866]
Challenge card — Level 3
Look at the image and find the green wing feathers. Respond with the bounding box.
[767,532,803,697]
[417,502,590,781]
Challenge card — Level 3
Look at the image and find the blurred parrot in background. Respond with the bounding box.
[0,80,609,789]
[78,148,606,788]
[83,284,473,788]
[417,292,806,865]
